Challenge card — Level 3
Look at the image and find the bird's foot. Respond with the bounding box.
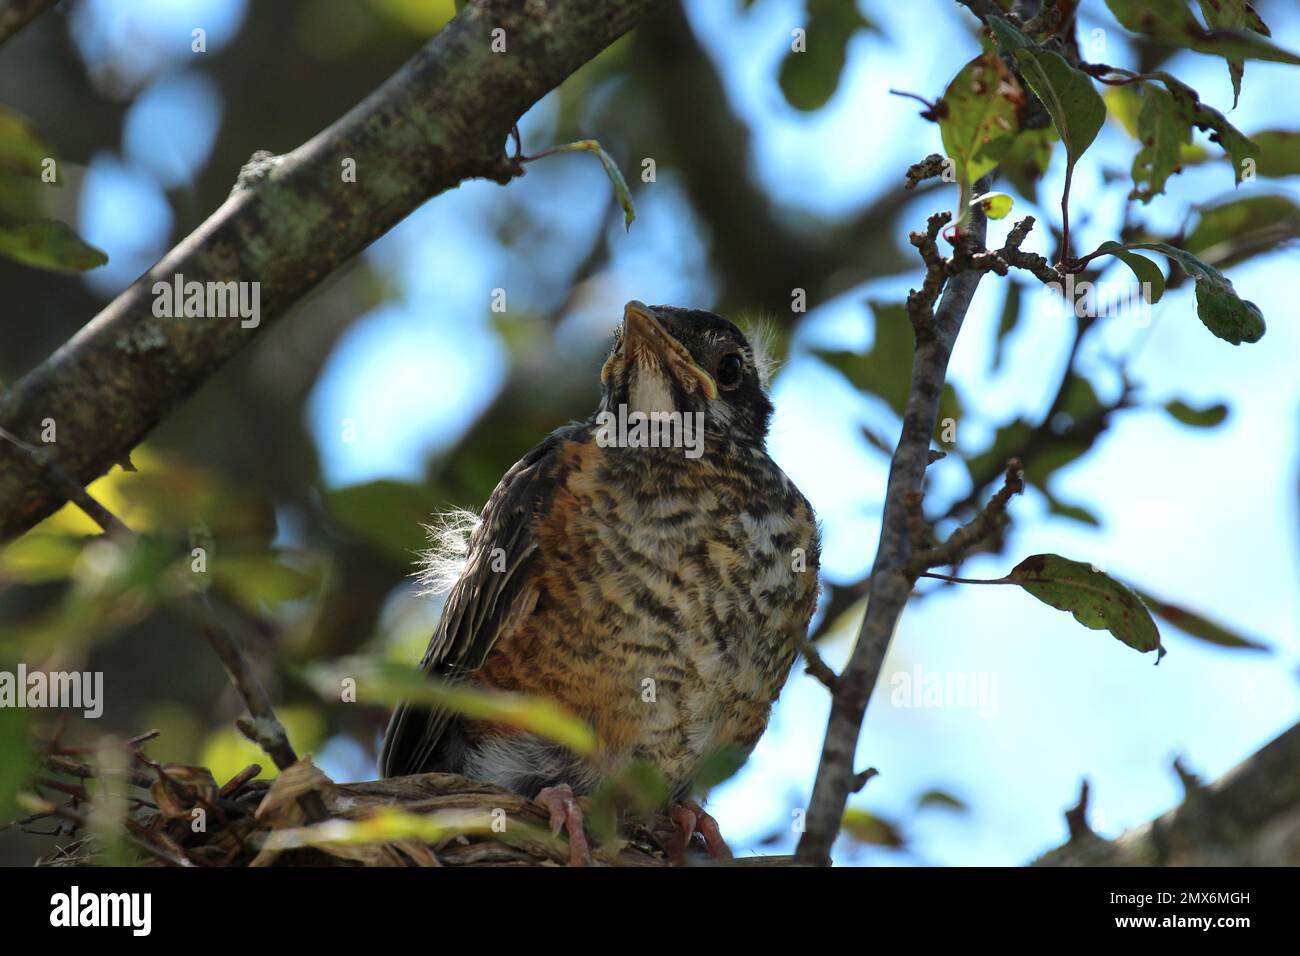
[668,799,733,864]
[535,784,592,867]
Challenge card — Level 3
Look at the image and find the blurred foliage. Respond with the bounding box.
[0,107,106,272]
[778,0,876,112]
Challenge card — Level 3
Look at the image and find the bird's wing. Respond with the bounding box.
[378,429,576,778]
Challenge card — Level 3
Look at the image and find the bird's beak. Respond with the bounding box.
[604,300,717,399]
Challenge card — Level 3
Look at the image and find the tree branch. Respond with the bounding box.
[1036,718,1300,866]
[0,0,661,542]
[795,176,996,866]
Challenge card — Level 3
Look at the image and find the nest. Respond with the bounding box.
[19,731,787,867]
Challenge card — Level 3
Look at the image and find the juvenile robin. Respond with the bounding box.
[379,301,820,864]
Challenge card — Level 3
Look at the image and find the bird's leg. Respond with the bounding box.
[668,799,733,863]
[535,784,592,866]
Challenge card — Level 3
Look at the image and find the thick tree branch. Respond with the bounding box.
[1036,718,1300,866]
[795,177,995,866]
[0,0,660,541]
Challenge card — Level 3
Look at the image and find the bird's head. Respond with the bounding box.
[598,300,774,445]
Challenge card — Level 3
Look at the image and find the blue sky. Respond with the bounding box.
[70,0,1300,864]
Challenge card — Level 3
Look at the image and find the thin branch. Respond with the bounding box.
[909,457,1024,573]
[0,426,130,536]
[794,175,998,866]
[799,639,839,691]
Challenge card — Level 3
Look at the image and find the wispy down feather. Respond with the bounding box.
[414,508,481,597]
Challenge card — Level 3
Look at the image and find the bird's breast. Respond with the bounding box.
[477,435,820,790]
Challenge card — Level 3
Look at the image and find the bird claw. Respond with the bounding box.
[535,784,592,867]
[668,799,733,864]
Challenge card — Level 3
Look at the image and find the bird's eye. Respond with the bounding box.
[716,353,743,387]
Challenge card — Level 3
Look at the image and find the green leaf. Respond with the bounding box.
[1096,240,1166,304]
[1130,85,1192,202]
[778,0,874,111]
[1246,130,1300,177]
[997,126,1057,203]
[543,140,635,230]
[986,15,1033,51]
[0,107,51,176]
[971,190,1014,219]
[1008,553,1163,657]
[325,480,452,564]
[0,703,33,824]
[0,220,107,273]
[814,301,962,441]
[1105,0,1300,71]
[1043,491,1102,527]
[1117,71,1258,194]
[1124,241,1265,344]
[916,789,969,813]
[210,551,323,612]
[841,807,905,848]
[1135,589,1269,652]
[937,52,1026,216]
[692,744,749,792]
[1195,0,1271,106]
[1184,194,1300,262]
[307,659,598,757]
[1164,399,1229,428]
[989,22,1104,216]
[813,301,912,415]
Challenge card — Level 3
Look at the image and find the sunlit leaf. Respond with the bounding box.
[198,706,325,783]
[262,806,493,852]
[936,51,1025,216]
[971,190,1014,219]
[541,139,635,230]
[306,659,598,757]
[840,807,905,847]
[210,551,324,613]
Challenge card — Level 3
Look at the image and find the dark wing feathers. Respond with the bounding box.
[378,430,573,778]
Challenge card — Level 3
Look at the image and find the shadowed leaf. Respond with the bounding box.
[1008,553,1163,657]
[0,220,107,273]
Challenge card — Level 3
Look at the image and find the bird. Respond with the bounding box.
[379,300,820,864]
